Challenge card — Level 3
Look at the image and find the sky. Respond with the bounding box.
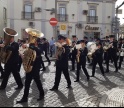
[116,0,124,24]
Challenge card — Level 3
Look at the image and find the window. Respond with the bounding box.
[58,4,67,22]
[3,7,7,20]
[89,9,96,16]
[24,4,32,19]
[88,5,97,23]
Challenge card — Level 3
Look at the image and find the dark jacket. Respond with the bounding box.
[6,42,19,66]
[56,45,70,68]
[93,48,104,61]
[108,41,118,56]
[29,44,42,71]
[79,47,88,63]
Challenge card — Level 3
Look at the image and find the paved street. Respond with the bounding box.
[0,60,124,107]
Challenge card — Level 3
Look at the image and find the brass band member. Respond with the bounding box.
[106,35,118,73]
[74,40,90,82]
[103,36,110,63]
[50,35,71,91]
[118,39,124,69]
[0,28,23,90]
[70,35,78,71]
[91,43,105,77]
[17,29,45,103]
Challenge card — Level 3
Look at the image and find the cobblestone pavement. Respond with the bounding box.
[0,61,124,107]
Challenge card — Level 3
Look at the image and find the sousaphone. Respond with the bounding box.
[0,28,18,64]
[22,28,44,73]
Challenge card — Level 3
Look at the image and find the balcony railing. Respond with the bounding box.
[57,14,68,22]
[22,12,34,19]
[87,16,98,24]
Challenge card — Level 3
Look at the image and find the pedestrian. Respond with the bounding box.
[49,37,55,57]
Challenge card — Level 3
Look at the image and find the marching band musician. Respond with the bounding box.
[70,41,77,71]
[50,35,71,91]
[0,35,23,90]
[106,35,118,73]
[18,40,27,73]
[103,36,110,63]
[118,39,124,69]
[69,35,78,71]
[74,40,90,82]
[91,42,105,77]
[42,38,51,65]
[17,38,45,103]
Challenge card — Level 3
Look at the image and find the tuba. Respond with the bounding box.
[22,28,44,73]
[87,42,97,59]
[0,28,18,64]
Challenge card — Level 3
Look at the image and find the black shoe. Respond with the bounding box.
[114,69,118,73]
[74,80,79,82]
[15,86,23,90]
[66,85,72,89]
[118,67,121,70]
[0,86,5,90]
[41,68,46,71]
[37,96,44,101]
[106,70,109,73]
[50,87,58,91]
[17,98,28,104]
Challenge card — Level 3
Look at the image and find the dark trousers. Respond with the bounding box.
[41,57,45,69]
[76,60,89,80]
[71,57,76,70]
[54,66,71,88]
[119,56,123,69]
[106,55,118,71]
[44,50,50,63]
[1,65,23,88]
[0,64,4,77]
[18,56,22,73]
[92,60,105,76]
[23,70,44,99]
[50,45,54,57]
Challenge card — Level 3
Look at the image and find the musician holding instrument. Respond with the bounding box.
[118,39,124,69]
[70,35,78,71]
[17,28,45,103]
[103,36,110,63]
[106,35,118,73]
[0,28,23,90]
[74,40,90,82]
[91,42,105,77]
[50,35,71,91]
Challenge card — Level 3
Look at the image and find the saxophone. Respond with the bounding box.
[22,28,44,73]
[0,28,18,64]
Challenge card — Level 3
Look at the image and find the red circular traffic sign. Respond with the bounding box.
[49,18,58,26]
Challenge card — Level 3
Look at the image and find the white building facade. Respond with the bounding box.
[0,0,7,36]
[7,0,117,41]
